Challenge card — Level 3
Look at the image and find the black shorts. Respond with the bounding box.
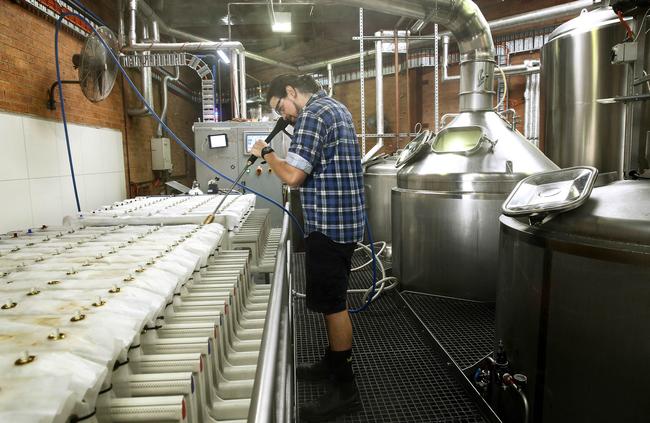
[304,231,356,315]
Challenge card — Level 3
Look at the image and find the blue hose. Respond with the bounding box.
[55,13,380,311]
[54,12,303,234]
[54,16,82,213]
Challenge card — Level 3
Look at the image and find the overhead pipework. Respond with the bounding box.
[300,0,600,74]
[118,0,257,121]
[334,0,496,112]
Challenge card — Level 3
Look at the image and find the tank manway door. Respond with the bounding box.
[502,166,599,218]
[431,125,496,154]
[395,130,431,167]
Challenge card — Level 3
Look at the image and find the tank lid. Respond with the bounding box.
[502,167,599,217]
[504,180,650,247]
[364,155,399,174]
[547,7,622,42]
[395,130,432,168]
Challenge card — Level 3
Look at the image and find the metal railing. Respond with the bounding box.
[248,204,294,422]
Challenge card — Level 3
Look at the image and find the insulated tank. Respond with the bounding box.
[496,180,650,423]
[363,155,399,250]
[391,113,557,301]
[540,7,629,174]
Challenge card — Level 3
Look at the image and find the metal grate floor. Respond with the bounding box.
[292,252,489,423]
[400,292,495,370]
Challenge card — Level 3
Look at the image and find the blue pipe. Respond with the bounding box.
[54,13,302,232]
[54,16,82,212]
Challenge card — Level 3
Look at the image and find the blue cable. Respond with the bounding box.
[54,16,82,212]
[55,13,380,312]
[54,12,303,235]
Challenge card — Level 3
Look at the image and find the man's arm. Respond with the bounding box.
[250,141,308,188]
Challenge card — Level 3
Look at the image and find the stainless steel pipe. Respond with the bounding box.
[231,49,240,119]
[361,35,385,163]
[330,0,496,111]
[157,66,180,137]
[327,63,334,96]
[127,4,155,117]
[239,50,247,119]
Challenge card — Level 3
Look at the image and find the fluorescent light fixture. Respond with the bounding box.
[272,12,292,33]
[217,49,230,64]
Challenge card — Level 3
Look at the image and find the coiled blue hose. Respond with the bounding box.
[54,12,377,312]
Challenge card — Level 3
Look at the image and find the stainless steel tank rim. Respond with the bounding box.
[500,215,650,259]
[548,11,630,43]
[458,88,497,96]
[393,187,509,199]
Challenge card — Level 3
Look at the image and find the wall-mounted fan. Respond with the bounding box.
[47,26,119,109]
[77,26,119,102]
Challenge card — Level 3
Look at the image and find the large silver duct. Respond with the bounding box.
[333,0,495,112]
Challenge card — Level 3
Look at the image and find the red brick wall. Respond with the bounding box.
[0,0,201,195]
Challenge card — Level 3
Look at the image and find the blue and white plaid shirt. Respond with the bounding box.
[285,90,365,244]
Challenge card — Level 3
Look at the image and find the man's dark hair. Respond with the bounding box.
[265,74,322,104]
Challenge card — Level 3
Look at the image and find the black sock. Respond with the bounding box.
[328,348,354,383]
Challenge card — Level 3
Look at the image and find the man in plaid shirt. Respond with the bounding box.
[251,74,365,421]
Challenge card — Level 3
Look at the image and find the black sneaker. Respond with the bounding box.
[296,357,331,381]
[300,380,361,422]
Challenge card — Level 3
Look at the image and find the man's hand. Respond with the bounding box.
[250,140,269,158]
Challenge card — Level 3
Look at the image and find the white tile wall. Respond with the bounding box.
[0,114,28,181]
[0,111,126,233]
[23,118,60,179]
[56,124,86,176]
[0,180,33,232]
[29,177,63,227]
